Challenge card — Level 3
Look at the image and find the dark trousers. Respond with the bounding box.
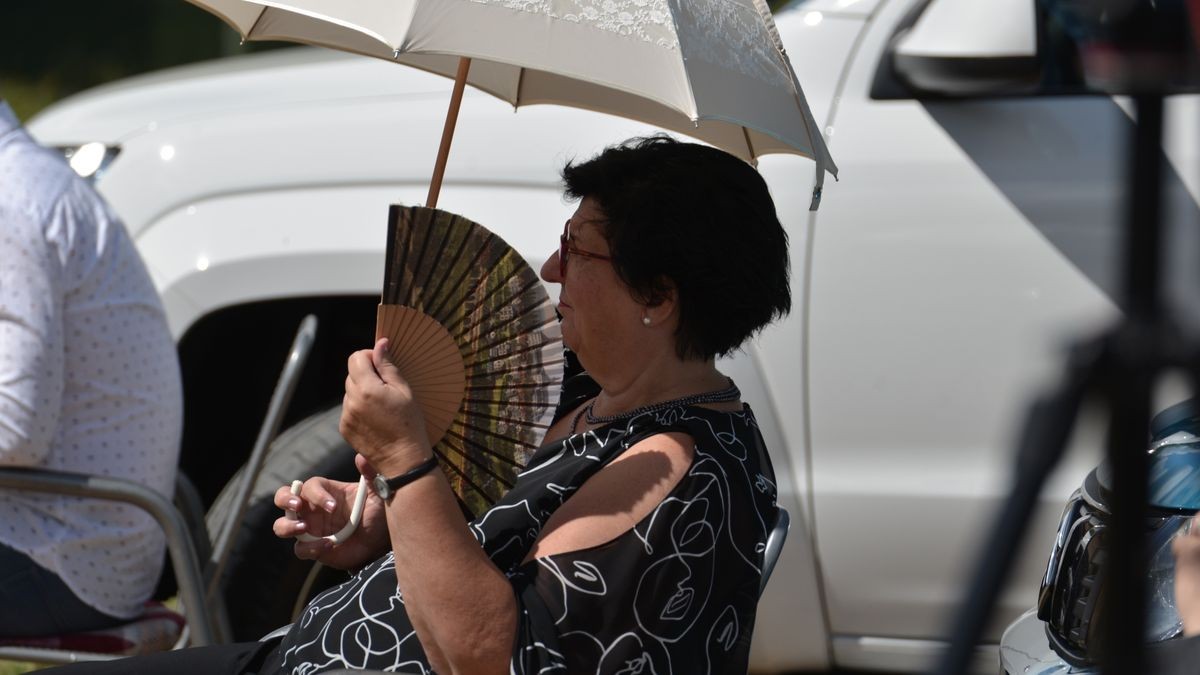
[0,543,123,636]
[43,639,283,674]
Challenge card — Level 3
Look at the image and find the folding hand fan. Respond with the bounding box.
[375,205,563,516]
[291,206,562,540]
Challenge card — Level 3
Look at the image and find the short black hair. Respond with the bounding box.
[562,135,790,361]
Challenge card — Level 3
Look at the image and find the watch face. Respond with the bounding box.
[373,474,391,501]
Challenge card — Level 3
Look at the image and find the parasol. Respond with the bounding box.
[187,0,837,209]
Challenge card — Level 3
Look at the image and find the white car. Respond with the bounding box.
[27,0,1200,671]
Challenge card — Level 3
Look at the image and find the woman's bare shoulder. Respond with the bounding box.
[522,430,694,562]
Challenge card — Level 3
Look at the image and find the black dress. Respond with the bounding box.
[277,376,780,674]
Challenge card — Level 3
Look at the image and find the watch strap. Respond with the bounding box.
[378,455,439,500]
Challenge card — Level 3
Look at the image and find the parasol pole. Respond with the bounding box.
[426,57,472,208]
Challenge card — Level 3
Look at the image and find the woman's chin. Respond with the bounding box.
[559,327,578,354]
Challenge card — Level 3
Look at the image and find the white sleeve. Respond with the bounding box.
[0,198,66,465]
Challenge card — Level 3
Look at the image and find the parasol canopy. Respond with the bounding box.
[188,0,837,208]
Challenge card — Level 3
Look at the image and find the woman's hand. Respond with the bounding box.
[340,338,434,476]
[272,454,390,570]
[1175,513,1200,637]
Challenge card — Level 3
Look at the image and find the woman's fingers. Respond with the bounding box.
[286,477,339,514]
[274,478,350,543]
[274,484,299,511]
[293,538,333,561]
[355,453,377,480]
[346,348,380,386]
[273,515,308,538]
[301,480,339,514]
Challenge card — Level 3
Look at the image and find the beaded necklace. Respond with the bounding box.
[569,378,740,434]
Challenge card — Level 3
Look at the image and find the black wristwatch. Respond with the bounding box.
[372,455,439,503]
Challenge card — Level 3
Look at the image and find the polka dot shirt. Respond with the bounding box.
[0,102,183,620]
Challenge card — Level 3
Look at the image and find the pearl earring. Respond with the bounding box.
[642,316,652,326]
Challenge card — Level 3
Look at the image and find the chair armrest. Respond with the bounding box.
[760,507,790,598]
[0,467,217,646]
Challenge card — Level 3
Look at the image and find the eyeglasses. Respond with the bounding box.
[559,219,612,276]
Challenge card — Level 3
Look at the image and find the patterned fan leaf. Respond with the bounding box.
[379,205,563,516]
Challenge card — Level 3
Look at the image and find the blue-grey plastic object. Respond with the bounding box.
[1148,399,1200,511]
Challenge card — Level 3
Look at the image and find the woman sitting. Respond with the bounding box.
[51,135,790,674]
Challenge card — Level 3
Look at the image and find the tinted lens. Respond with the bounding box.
[559,220,570,276]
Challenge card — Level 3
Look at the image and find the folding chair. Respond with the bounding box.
[0,315,318,664]
[761,506,791,597]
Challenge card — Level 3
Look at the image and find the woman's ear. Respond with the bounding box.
[641,278,678,326]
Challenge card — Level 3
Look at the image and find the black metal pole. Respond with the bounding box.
[1124,94,1165,320]
[1099,92,1164,675]
[934,92,1170,675]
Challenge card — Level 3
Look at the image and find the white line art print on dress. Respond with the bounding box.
[279,377,778,674]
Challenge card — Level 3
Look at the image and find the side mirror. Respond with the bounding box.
[890,0,1040,97]
[887,0,1200,98]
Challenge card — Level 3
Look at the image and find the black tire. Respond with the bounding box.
[206,405,360,641]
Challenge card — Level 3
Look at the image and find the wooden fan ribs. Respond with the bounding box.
[375,304,464,443]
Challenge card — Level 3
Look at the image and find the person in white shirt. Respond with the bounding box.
[0,99,183,635]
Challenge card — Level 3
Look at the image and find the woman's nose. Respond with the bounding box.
[541,250,562,283]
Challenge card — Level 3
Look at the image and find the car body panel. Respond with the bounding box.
[806,0,1115,650]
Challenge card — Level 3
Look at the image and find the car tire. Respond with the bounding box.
[205,404,360,641]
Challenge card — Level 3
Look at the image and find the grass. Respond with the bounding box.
[0,76,65,123]
[0,662,42,674]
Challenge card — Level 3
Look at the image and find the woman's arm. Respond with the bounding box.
[340,339,516,675]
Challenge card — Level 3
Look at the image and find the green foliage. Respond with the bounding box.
[0,0,284,120]
[0,661,42,674]
[0,75,61,123]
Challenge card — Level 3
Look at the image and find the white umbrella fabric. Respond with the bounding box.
[189,0,837,209]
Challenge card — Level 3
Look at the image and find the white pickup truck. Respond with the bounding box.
[26,0,1200,671]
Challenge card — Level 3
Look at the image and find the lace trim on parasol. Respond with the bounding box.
[469,0,679,49]
[468,0,791,87]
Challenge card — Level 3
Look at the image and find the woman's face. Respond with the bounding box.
[540,197,646,371]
